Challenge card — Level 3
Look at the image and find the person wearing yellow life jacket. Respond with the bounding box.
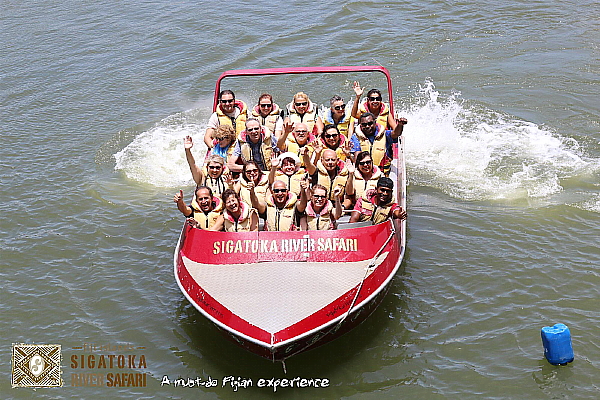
[268,151,306,197]
[276,121,315,168]
[350,112,407,176]
[350,177,407,224]
[204,90,248,148]
[184,136,232,200]
[322,95,354,138]
[350,82,396,130]
[208,125,237,160]
[298,182,343,231]
[251,93,283,138]
[283,92,324,136]
[310,124,352,162]
[173,186,222,230]
[228,118,278,173]
[210,189,258,232]
[351,151,384,204]
[235,160,269,207]
[303,148,355,209]
[249,179,308,232]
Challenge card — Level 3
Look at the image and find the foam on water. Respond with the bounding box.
[403,81,600,203]
[114,111,206,188]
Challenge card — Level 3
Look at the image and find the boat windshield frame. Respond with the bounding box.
[212,65,394,116]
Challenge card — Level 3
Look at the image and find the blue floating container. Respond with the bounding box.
[541,323,574,365]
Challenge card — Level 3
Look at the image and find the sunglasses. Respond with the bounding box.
[273,188,288,193]
[216,137,228,141]
[368,96,382,102]
[259,103,272,108]
[220,99,234,104]
[379,188,392,193]
[358,160,373,166]
[294,102,308,107]
[295,130,308,134]
[360,121,374,127]
[246,127,260,132]
[312,194,326,199]
[324,133,339,139]
[208,165,222,169]
[245,169,259,174]
[333,104,346,111]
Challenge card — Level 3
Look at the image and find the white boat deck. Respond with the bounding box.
[182,253,388,334]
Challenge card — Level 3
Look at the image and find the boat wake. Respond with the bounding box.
[111,81,600,210]
[403,80,600,207]
[113,110,208,188]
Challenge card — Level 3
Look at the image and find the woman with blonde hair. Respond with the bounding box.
[283,91,324,136]
[209,125,237,160]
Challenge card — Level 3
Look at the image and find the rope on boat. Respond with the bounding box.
[281,222,397,361]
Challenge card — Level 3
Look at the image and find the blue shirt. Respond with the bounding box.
[350,126,396,159]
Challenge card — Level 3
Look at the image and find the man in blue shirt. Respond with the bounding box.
[350,112,407,175]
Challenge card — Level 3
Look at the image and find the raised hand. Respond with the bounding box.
[224,171,234,187]
[271,153,281,169]
[300,176,309,191]
[345,158,355,174]
[186,217,199,228]
[396,117,408,126]
[247,180,255,192]
[282,120,294,136]
[353,81,364,97]
[174,189,184,203]
[341,139,352,158]
[312,140,323,156]
[184,136,194,149]
[333,187,343,199]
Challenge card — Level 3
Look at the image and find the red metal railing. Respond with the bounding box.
[212,65,394,116]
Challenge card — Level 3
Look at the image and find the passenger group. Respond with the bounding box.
[174,82,408,232]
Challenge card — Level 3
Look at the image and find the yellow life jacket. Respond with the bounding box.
[353,166,382,201]
[322,109,354,138]
[239,174,269,207]
[223,201,257,232]
[217,100,248,138]
[265,193,298,231]
[304,200,335,230]
[314,161,349,201]
[189,199,221,230]
[251,103,282,135]
[190,196,223,217]
[354,123,389,170]
[239,127,273,171]
[359,101,390,129]
[356,191,397,224]
[275,169,305,197]
[285,101,319,134]
[199,167,228,197]
[285,140,313,169]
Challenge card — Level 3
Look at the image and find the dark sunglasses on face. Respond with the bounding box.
[379,188,392,193]
[295,130,308,134]
[295,102,308,107]
[208,165,222,169]
[333,104,346,111]
[220,99,234,104]
[245,169,259,174]
[259,103,272,108]
[360,121,374,127]
[217,137,228,141]
[359,160,372,166]
[273,188,288,193]
[312,194,326,199]
[368,96,382,102]
[324,133,339,139]
[246,127,260,132]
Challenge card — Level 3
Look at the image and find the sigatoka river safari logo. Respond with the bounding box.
[12,344,62,388]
